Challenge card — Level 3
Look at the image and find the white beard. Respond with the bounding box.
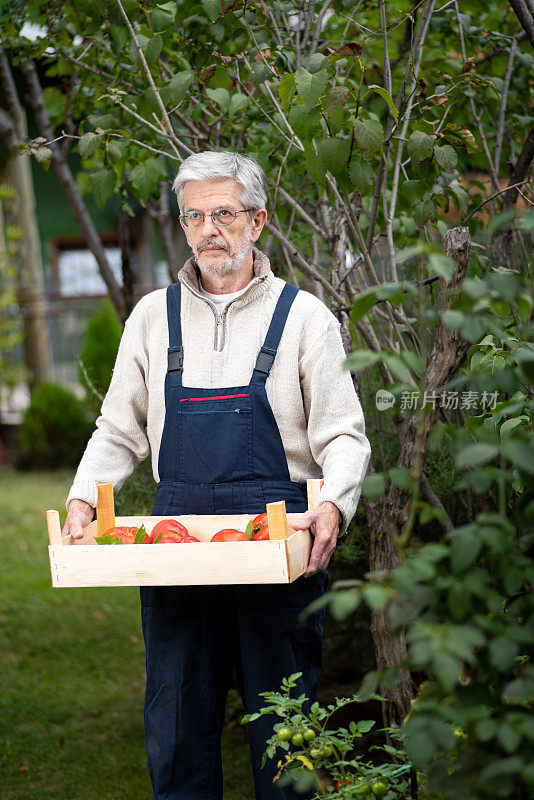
[190,225,252,277]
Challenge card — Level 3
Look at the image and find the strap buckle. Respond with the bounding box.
[167,346,183,372]
[254,346,277,375]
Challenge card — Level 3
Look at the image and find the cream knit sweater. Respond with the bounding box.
[67,248,371,534]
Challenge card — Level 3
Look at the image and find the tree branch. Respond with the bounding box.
[19,56,126,319]
[509,0,534,48]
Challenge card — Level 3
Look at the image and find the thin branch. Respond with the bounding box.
[264,219,345,305]
[380,0,392,95]
[509,0,534,48]
[463,180,531,223]
[113,97,192,157]
[267,182,329,241]
[494,32,519,181]
[114,0,184,161]
[454,0,500,194]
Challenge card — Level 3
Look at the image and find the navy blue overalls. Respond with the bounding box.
[140,280,328,800]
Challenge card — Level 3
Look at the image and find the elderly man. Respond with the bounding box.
[64,151,371,800]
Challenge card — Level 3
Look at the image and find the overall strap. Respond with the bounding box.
[166,282,183,375]
[251,283,299,385]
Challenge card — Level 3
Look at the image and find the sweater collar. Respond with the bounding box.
[177,246,272,306]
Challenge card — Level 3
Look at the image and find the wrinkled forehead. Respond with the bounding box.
[182,178,244,210]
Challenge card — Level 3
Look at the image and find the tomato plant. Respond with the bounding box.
[150,518,189,542]
[211,529,248,542]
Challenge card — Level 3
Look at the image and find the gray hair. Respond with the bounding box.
[173,151,267,215]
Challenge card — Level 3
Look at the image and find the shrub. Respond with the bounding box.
[78,299,122,416]
[20,381,92,468]
[115,456,157,515]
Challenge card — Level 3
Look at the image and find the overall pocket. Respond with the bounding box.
[178,393,253,483]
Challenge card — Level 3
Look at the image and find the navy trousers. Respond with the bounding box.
[141,573,328,800]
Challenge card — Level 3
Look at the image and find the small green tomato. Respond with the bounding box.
[322,744,333,757]
[303,728,316,742]
[371,780,388,797]
[277,726,292,742]
[291,731,304,747]
[309,747,322,759]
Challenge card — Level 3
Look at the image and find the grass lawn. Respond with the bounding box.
[0,467,254,799]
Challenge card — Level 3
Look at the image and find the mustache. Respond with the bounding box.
[196,239,230,253]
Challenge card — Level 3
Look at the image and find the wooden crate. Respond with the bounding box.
[46,479,323,588]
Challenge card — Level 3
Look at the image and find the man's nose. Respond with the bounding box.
[198,213,219,235]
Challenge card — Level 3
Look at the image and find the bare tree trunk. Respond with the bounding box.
[364,227,472,731]
[491,126,534,269]
[19,57,127,320]
[0,48,50,390]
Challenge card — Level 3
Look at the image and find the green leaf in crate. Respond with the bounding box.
[135,524,148,543]
[353,117,383,158]
[245,519,254,540]
[95,533,123,544]
[408,130,437,164]
[294,67,329,110]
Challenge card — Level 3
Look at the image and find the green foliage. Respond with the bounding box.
[115,456,156,516]
[0,187,24,393]
[78,299,122,416]
[20,382,92,468]
[242,671,421,798]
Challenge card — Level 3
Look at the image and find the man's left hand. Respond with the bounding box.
[291,501,341,575]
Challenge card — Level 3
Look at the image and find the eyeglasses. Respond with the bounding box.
[180,208,254,229]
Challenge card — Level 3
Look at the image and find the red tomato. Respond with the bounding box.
[103,526,140,544]
[156,530,185,544]
[211,529,248,542]
[150,518,189,542]
[249,512,269,540]
[182,534,201,542]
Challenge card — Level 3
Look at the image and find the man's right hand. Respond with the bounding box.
[62,499,94,540]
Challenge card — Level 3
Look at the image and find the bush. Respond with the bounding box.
[78,299,122,416]
[20,381,92,468]
[115,456,157,516]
